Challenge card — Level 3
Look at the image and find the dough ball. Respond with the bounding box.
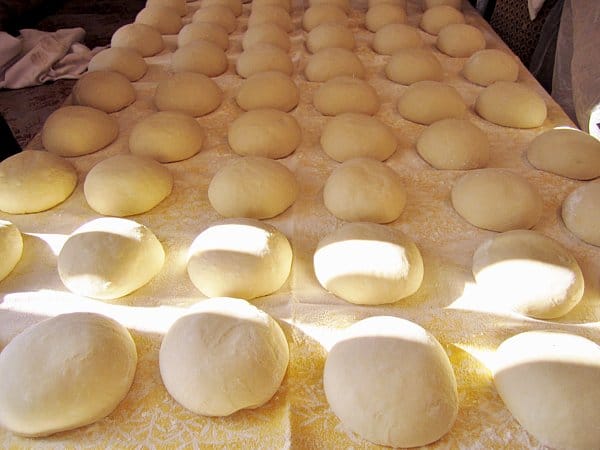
[451,168,542,232]
[253,0,291,12]
[527,128,600,180]
[202,0,243,16]
[0,220,23,282]
[302,5,348,32]
[178,22,229,50]
[305,47,365,82]
[187,219,292,298]
[192,5,237,33]
[493,331,600,450]
[562,181,600,246]
[365,4,407,32]
[313,222,424,304]
[385,48,443,85]
[0,313,137,437]
[463,49,519,86]
[84,154,173,216]
[111,23,164,57]
[146,0,187,16]
[242,23,291,51]
[436,23,485,57]
[171,40,228,77]
[42,105,118,157]
[416,118,489,170]
[397,80,466,125]
[129,111,205,162]
[88,47,148,81]
[236,71,299,112]
[58,217,165,299]
[423,0,461,9]
[475,81,547,128]
[314,77,380,116]
[0,150,77,214]
[159,298,289,416]
[321,113,397,161]
[248,5,293,32]
[154,72,223,117]
[309,0,351,13]
[306,23,355,53]
[324,316,458,447]
[208,157,298,218]
[135,6,183,34]
[372,23,423,55]
[419,5,464,35]
[72,71,136,113]
[369,0,407,8]
[236,44,293,78]
[228,109,301,158]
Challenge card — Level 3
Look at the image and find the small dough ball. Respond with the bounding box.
[159,298,289,416]
[248,5,293,32]
[0,313,137,437]
[306,23,355,53]
[129,111,205,162]
[146,0,187,16]
[242,23,290,51]
[135,6,183,34]
[192,5,237,33]
[58,217,165,299]
[475,81,547,128]
[305,47,365,82]
[423,0,461,9]
[154,72,223,117]
[187,219,292,298]
[0,220,23,282]
[365,4,407,32]
[314,77,380,116]
[72,71,136,113]
[321,113,397,162]
[436,23,485,57]
[236,71,299,111]
[172,40,228,77]
[228,109,301,158]
[42,105,118,157]
[236,44,293,78]
[324,316,458,447]
[314,222,424,304]
[493,331,600,450]
[309,0,351,13]
[202,0,243,16]
[302,5,348,32]
[208,157,298,218]
[420,5,464,35]
[88,47,147,81]
[463,49,519,86]
[385,48,443,85]
[369,0,407,8]
[111,23,164,57]
[324,157,406,223]
[398,81,466,125]
[0,150,77,214]
[562,181,600,246]
[178,22,229,50]
[416,118,489,170]
[253,0,291,12]
[372,23,423,55]
[451,168,542,232]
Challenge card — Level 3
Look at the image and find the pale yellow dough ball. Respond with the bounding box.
[88,47,147,81]
[135,6,183,34]
[72,71,136,113]
[236,71,299,112]
[0,220,23,282]
[463,49,519,86]
[171,40,228,77]
[242,23,291,51]
[192,5,237,33]
[236,44,293,78]
[369,0,407,7]
[419,5,464,35]
[365,4,407,32]
[423,0,461,9]
[309,0,351,13]
[305,47,365,82]
[146,0,187,16]
[154,72,223,117]
[436,23,485,57]
[398,80,465,125]
[302,5,348,31]
[306,23,355,53]
[111,23,164,57]
[178,22,229,50]
[562,181,600,246]
[314,76,380,116]
[202,0,243,16]
[248,5,293,32]
[372,23,423,55]
[385,48,443,85]
[253,0,291,12]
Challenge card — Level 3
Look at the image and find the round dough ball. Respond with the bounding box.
[0,220,23,282]
[314,76,380,116]
[436,23,485,57]
[475,81,547,128]
[129,111,205,162]
[416,118,489,170]
[324,316,458,447]
[187,219,293,298]
[72,71,136,113]
[305,47,364,82]
[423,0,461,9]
[111,23,164,57]
[309,0,351,13]
[178,22,229,50]
[463,49,519,86]
[154,72,223,117]
[192,5,237,33]
[202,0,243,16]
[314,222,424,304]
[242,23,290,51]
[208,157,298,218]
[248,5,292,32]
[0,150,77,214]
[171,40,228,77]
[159,298,289,416]
[372,23,423,55]
[419,5,464,35]
[58,217,165,299]
[135,6,183,34]
[88,47,147,81]
[146,0,187,16]
[369,0,407,8]
[365,4,407,32]
[321,113,396,161]
[0,313,137,437]
[385,48,443,85]
[562,181,600,246]
[236,44,293,78]
[236,71,299,111]
[302,5,348,32]
[306,23,355,53]
[42,105,118,157]
[493,331,600,450]
[451,168,542,232]
[253,0,291,12]
[398,81,466,125]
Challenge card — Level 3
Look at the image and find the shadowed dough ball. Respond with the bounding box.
[309,0,350,13]
[305,47,365,81]
[0,220,22,282]
[562,181,600,246]
[88,47,147,81]
[72,71,136,113]
[463,49,519,86]
[202,0,243,16]
[146,0,187,16]
[192,5,237,33]
[178,22,229,50]
[385,48,443,85]
[419,5,464,35]
[248,5,293,32]
[135,6,183,34]
[242,23,290,51]
[172,40,228,77]
[372,23,423,55]
[111,23,164,56]
[236,71,298,111]
[306,23,355,53]
[423,0,461,9]
[314,77,380,115]
[370,0,406,7]
[398,81,465,124]
[236,44,293,78]
[253,0,291,12]
[436,23,485,57]
[154,72,222,116]
[365,4,407,32]
[302,5,348,31]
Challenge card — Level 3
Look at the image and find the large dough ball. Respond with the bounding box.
[451,168,542,232]
[146,0,187,16]
[88,47,147,81]
[385,48,443,85]
[314,76,380,116]
[306,23,355,53]
[372,23,423,55]
[171,40,228,77]
[314,222,424,304]
[135,6,183,34]
[398,80,465,125]
[236,44,293,78]
[242,23,290,51]
[72,71,136,113]
[248,5,293,32]
[493,331,600,450]
[159,298,289,416]
[436,23,485,57]
[463,49,519,86]
[369,0,407,8]
[42,105,118,157]
[178,22,229,50]
[202,0,243,16]
[187,219,293,298]
[302,5,348,31]
[253,0,291,12]
[309,0,351,13]
[154,72,222,117]
[562,181,600,246]
[305,47,365,82]
[419,5,464,35]
[0,313,137,437]
[324,316,458,447]
[0,150,77,214]
[0,220,23,282]
[192,5,237,33]
[423,0,461,8]
[58,218,165,299]
[111,23,164,57]
[236,71,299,112]
[365,4,407,32]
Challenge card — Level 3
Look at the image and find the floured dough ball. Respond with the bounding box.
[242,23,290,51]
[228,109,301,158]
[372,23,423,55]
[159,298,289,416]
[314,222,424,304]
[88,47,147,81]
[42,106,118,157]
[172,40,228,77]
[527,128,600,180]
[178,22,229,50]
[305,47,365,82]
[236,44,293,78]
[416,118,489,170]
[0,150,77,214]
[562,181,600,246]
[310,0,351,13]
[203,0,243,17]
[420,5,464,35]
[248,5,293,32]
[321,113,396,161]
[154,72,222,116]
[72,71,136,113]
[398,81,465,125]
[58,217,165,299]
[314,77,380,116]
[135,6,182,34]
[423,0,461,9]
[208,157,298,218]
[302,5,348,31]
[324,316,458,447]
[451,168,542,232]
[369,0,407,7]
[475,81,547,128]
[493,331,600,450]
[236,71,299,111]
[306,23,355,53]
[111,23,164,57]
[385,48,443,85]
[436,23,485,57]
[0,220,23,282]
[129,111,205,162]
[187,219,292,298]
[365,4,407,32]
[463,49,519,86]
[192,5,237,33]
[254,0,291,12]
[0,313,137,437]
[147,0,187,16]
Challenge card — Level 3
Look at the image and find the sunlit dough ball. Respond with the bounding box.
[306,23,355,53]
[202,0,243,16]
[242,23,290,51]
[324,316,458,447]
[397,81,465,125]
[187,219,293,298]
[111,23,164,57]
[305,48,365,82]
[369,0,407,8]
[248,5,293,32]
[236,71,299,111]
[253,0,291,12]
[314,77,380,116]
[208,157,298,219]
[42,106,118,157]
[493,331,600,450]
[562,181,600,246]
[423,0,461,9]
[88,47,147,81]
[372,23,423,55]
[365,4,407,32]
[463,49,519,86]
[385,49,443,85]
[0,220,22,282]
[72,71,135,113]
[154,72,222,116]
[192,5,236,33]
[451,168,542,232]
[416,118,489,170]
[178,22,229,50]
[0,313,137,437]
[135,6,182,34]
[313,222,424,304]
[436,23,485,57]
[171,40,228,77]
[159,298,289,416]
[309,0,351,13]
[475,81,547,128]
[236,44,293,78]
[419,5,464,35]
[58,217,165,299]
[0,150,77,214]
[302,5,348,32]
[146,0,187,16]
